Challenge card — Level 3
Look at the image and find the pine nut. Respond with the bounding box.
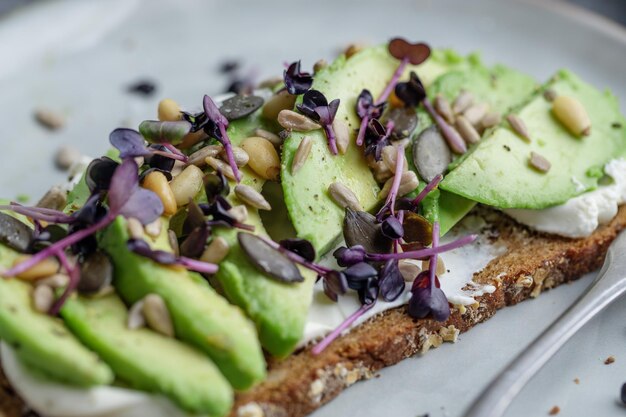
[277,110,321,132]
[421,257,446,275]
[169,165,204,207]
[200,236,230,264]
[434,94,455,124]
[126,217,145,240]
[333,119,350,154]
[168,230,180,256]
[399,260,421,282]
[227,205,248,223]
[205,156,236,181]
[254,128,283,147]
[529,151,551,173]
[32,285,54,313]
[378,171,419,199]
[142,171,177,215]
[452,90,474,114]
[313,59,328,73]
[328,182,362,211]
[220,146,249,167]
[144,219,162,238]
[381,145,409,173]
[34,108,64,130]
[158,98,182,122]
[143,294,175,337]
[552,95,591,136]
[36,186,67,210]
[344,44,363,59]
[463,103,489,126]
[54,145,81,171]
[127,299,146,330]
[507,114,531,142]
[262,90,296,121]
[456,115,481,144]
[241,137,281,180]
[36,273,69,289]
[14,256,60,281]
[234,185,272,211]
[291,136,313,174]
[480,112,502,129]
[187,145,222,167]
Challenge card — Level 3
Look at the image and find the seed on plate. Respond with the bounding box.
[434,94,455,124]
[36,273,69,289]
[54,145,81,171]
[0,212,34,252]
[313,59,328,73]
[169,165,204,206]
[329,182,362,211]
[463,103,489,126]
[507,114,531,142]
[219,95,264,121]
[344,44,363,59]
[413,125,452,182]
[480,111,502,129]
[381,145,408,173]
[142,294,175,337]
[32,284,54,313]
[200,236,230,264]
[127,299,146,330]
[126,217,145,240]
[378,171,419,199]
[277,110,321,132]
[168,229,180,257]
[205,156,236,181]
[36,186,67,211]
[421,257,446,276]
[529,151,551,173]
[543,88,557,102]
[34,108,65,130]
[142,170,177,215]
[452,90,474,114]
[238,232,304,283]
[13,256,59,281]
[187,145,222,167]
[240,137,281,180]
[456,115,481,144]
[254,128,283,147]
[333,119,350,154]
[78,251,113,295]
[157,98,182,121]
[262,90,297,121]
[220,146,249,168]
[234,184,272,211]
[291,136,313,174]
[144,219,162,238]
[552,95,591,136]
[227,205,248,223]
[399,260,421,282]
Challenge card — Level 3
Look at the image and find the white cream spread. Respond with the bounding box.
[505,159,626,238]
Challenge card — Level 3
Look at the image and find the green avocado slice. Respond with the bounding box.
[100,216,266,390]
[0,245,114,387]
[61,294,233,416]
[440,70,626,209]
[281,46,478,255]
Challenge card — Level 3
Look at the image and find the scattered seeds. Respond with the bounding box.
[238,232,304,283]
[402,211,433,246]
[507,114,531,142]
[313,59,328,73]
[158,98,182,122]
[399,260,421,282]
[219,95,264,121]
[480,111,502,129]
[333,119,350,154]
[220,146,249,168]
[32,285,54,313]
[179,129,207,150]
[36,273,69,289]
[227,205,248,223]
[144,219,162,238]
[543,88,557,102]
[329,182,362,211]
[234,184,272,211]
[277,109,321,132]
[205,156,236,181]
[142,294,175,337]
[292,136,313,174]
[142,170,177,215]
[422,257,446,276]
[54,145,81,171]
[78,251,113,295]
[413,125,452,182]
[200,236,230,264]
[378,171,419,199]
[126,217,145,240]
[452,90,474,114]
[168,229,180,257]
[254,128,283,147]
[127,299,146,330]
[387,107,419,140]
[529,151,551,173]
[463,103,489,126]
[34,108,65,130]
[187,145,222,167]
[343,208,392,254]
[344,44,363,58]
[605,355,615,365]
[240,137,281,180]
[552,95,591,136]
[13,255,59,281]
[169,165,205,207]
[548,405,560,415]
[262,90,296,121]
[0,212,34,252]
[36,186,67,211]
[381,145,408,173]
[434,94,455,124]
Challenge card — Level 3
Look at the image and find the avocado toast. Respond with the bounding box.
[0,38,625,417]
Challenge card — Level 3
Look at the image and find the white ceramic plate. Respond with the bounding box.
[0,1,625,416]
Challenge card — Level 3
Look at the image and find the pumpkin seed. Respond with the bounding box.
[507,114,531,142]
[34,108,64,130]
[234,185,272,211]
[238,232,304,283]
[291,136,313,174]
[343,208,392,254]
[169,165,205,207]
[452,90,474,114]
[434,94,455,124]
[387,107,418,140]
[543,88,557,102]
[455,115,481,144]
[463,103,489,126]
[200,236,230,264]
[36,186,67,211]
[78,251,113,295]
[254,128,283,147]
[187,145,222,167]
[529,151,551,173]
[219,95,264,121]
[333,119,350,154]
[127,299,146,330]
[412,125,452,182]
[32,284,54,313]
[328,182,362,211]
[142,294,175,337]
[0,212,34,252]
[552,95,591,136]
[277,110,321,132]
[402,212,433,246]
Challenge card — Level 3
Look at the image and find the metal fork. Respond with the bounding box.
[463,231,626,417]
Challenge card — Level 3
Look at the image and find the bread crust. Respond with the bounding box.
[2,207,626,417]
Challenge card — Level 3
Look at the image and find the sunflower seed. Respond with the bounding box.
[142,294,175,337]
[254,128,283,146]
[220,146,249,167]
[200,236,230,264]
[54,145,81,170]
[329,182,362,211]
[234,185,272,210]
[529,151,551,172]
[0,212,34,252]
[36,273,69,289]
[34,108,65,130]
[291,136,313,174]
[227,205,248,223]
[434,94,455,124]
[257,76,284,90]
[144,219,162,238]
[552,95,591,136]
[187,145,222,167]
[507,114,531,142]
[205,156,236,180]
[463,103,489,126]
[333,119,350,154]
[399,260,421,282]
[452,90,474,114]
[381,145,409,173]
[455,115,481,144]
[126,217,145,240]
[36,186,67,211]
[32,284,54,313]
[127,299,146,330]
[378,171,419,199]
[480,111,502,129]
[168,229,180,256]
[277,110,321,132]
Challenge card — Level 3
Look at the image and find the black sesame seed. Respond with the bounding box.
[613,122,623,129]
[503,145,511,152]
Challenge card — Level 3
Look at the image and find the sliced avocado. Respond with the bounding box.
[411,64,538,233]
[440,70,626,209]
[61,294,233,416]
[100,217,266,390]
[0,245,114,386]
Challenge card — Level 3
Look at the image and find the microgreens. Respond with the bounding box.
[364,119,395,161]
[127,238,218,274]
[202,95,242,182]
[0,203,76,224]
[138,120,191,145]
[355,89,386,146]
[284,61,313,95]
[297,90,341,155]
[109,128,188,162]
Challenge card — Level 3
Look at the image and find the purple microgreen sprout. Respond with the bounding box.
[283,61,313,95]
[379,259,404,302]
[297,90,341,155]
[355,90,386,146]
[311,302,375,355]
[428,222,440,287]
[410,174,443,208]
[392,210,404,254]
[48,249,80,316]
[0,203,76,224]
[421,98,466,154]
[365,119,395,162]
[109,128,188,162]
[127,238,218,274]
[203,95,241,182]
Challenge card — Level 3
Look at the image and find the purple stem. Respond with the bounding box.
[161,143,189,162]
[323,124,338,155]
[422,98,466,154]
[385,145,405,216]
[48,249,80,316]
[178,257,219,274]
[218,124,242,183]
[311,302,375,355]
[377,57,409,105]
[428,222,440,287]
[258,235,332,276]
[0,205,76,224]
[410,174,443,207]
[355,116,369,147]
[393,210,404,254]
[368,233,477,262]
[151,149,188,162]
